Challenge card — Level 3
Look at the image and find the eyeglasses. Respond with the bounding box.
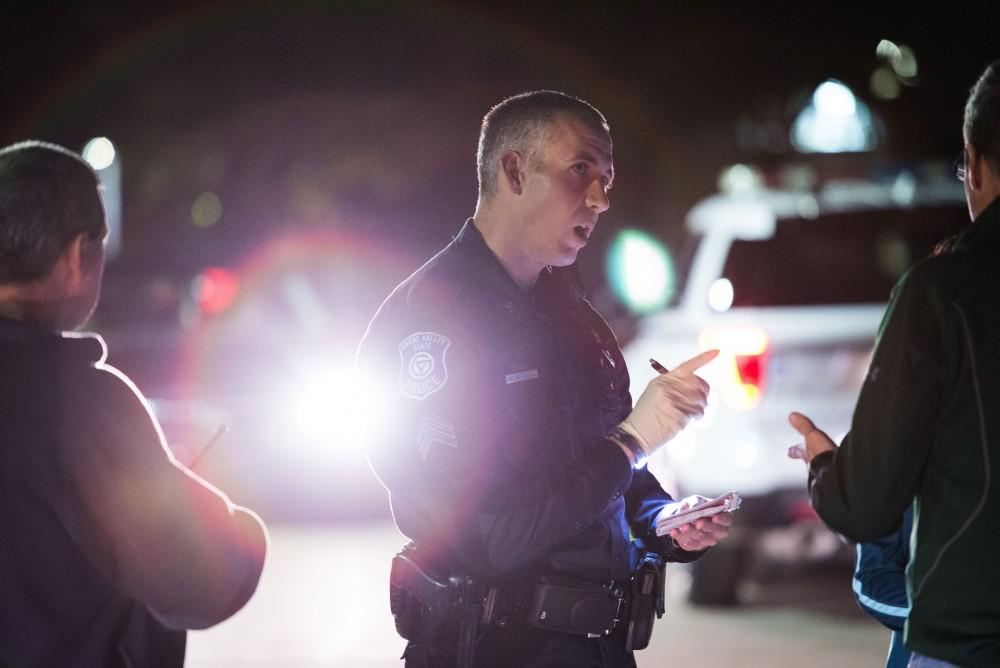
[953,149,967,183]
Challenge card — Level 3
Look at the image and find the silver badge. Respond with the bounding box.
[399,331,452,400]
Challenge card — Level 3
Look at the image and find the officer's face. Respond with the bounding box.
[516,113,613,270]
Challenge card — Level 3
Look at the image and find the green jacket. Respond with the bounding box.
[809,196,1000,668]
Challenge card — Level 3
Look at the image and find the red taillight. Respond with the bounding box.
[735,349,769,390]
[699,328,770,410]
[192,267,240,315]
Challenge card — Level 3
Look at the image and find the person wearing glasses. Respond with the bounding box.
[788,60,1000,668]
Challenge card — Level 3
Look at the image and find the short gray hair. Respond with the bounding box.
[964,60,1000,173]
[0,141,105,283]
[476,91,609,198]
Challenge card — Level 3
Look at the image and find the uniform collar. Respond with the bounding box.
[954,195,1000,252]
[452,219,586,309]
[452,218,534,304]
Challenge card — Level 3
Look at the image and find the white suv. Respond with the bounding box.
[622,163,965,604]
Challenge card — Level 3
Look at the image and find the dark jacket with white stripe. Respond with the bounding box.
[809,196,1000,668]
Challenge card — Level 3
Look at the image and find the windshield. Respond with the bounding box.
[721,206,967,307]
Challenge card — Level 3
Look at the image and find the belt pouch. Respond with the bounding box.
[624,555,665,651]
[528,577,621,636]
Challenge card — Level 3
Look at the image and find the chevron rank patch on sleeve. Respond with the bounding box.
[417,414,458,460]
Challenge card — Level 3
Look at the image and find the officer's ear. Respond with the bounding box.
[499,150,525,195]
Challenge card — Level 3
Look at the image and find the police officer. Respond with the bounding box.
[358,91,732,667]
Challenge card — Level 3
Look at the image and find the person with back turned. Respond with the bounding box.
[788,61,1000,668]
[357,90,732,666]
[0,141,268,667]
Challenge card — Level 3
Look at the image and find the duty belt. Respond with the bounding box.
[390,548,665,658]
[481,576,626,637]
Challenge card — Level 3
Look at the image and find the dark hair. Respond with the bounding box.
[476,90,610,198]
[0,141,105,283]
[964,60,1000,173]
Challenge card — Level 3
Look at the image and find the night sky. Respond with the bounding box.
[5,2,998,263]
[7,2,1000,250]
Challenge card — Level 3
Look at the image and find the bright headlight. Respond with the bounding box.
[281,359,383,456]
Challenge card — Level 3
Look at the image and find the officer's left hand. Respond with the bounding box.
[659,496,733,552]
[669,512,732,551]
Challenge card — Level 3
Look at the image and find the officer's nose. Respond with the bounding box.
[586,179,610,214]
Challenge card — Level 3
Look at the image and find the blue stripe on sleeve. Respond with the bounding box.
[852,544,910,619]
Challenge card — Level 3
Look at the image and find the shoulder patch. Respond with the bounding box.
[399,331,452,400]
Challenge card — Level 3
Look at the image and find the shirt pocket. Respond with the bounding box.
[497,359,572,473]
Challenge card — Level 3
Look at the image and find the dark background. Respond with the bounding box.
[3,0,998,519]
[5,2,997,273]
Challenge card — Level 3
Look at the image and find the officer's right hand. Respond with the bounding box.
[618,350,718,457]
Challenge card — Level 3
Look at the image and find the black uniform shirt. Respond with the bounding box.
[358,220,697,583]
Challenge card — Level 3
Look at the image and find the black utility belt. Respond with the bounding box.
[389,550,666,653]
[482,576,625,637]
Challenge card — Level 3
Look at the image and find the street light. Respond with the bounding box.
[82,137,122,260]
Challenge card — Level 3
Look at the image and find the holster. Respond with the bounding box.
[389,546,482,667]
[623,552,666,651]
[389,548,446,641]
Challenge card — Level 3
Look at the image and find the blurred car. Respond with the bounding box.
[622,161,966,605]
[94,232,409,523]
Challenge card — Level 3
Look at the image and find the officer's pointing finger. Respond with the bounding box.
[672,349,719,375]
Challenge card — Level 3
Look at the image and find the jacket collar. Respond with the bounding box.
[954,195,1000,252]
[0,313,49,341]
[0,314,107,363]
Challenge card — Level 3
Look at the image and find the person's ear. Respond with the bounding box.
[58,232,90,292]
[966,143,984,193]
[500,150,525,195]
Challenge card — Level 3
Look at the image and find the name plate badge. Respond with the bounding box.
[505,369,539,385]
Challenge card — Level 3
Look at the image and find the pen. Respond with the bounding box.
[189,424,228,470]
[649,358,669,374]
